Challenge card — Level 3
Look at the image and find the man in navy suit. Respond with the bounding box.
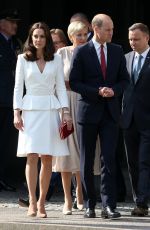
[121,23,150,217]
[0,9,22,191]
[69,11,101,209]
[69,13,129,218]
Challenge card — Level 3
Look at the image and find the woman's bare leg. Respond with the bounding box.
[75,171,84,210]
[25,153,39,216]
[61,172,72,214]
[37,155,52,218]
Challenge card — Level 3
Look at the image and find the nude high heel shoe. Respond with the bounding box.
[37,211,47,218]
[37,202,47,218]
[73,198,84,211]
[27,203,37,217]
[63,204,72,215]
[77,203,84,211]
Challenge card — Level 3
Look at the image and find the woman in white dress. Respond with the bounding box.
[13,22,72,218]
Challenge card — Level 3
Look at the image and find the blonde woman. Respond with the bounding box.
[53,21,89,215]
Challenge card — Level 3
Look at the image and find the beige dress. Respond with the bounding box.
[53,46,101,174]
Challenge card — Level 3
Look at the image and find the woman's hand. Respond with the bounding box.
[62,113,73,130]
[14,110,24,131]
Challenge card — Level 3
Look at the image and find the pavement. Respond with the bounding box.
[0,184,150,230]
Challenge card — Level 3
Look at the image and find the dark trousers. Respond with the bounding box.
[78,110,119,209]
[124,119,150,207]
[116,128,127,201]
[0,107,25,183]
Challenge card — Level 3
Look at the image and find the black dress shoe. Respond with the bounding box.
[84,208,96,218]
[0,180,16,192]
[101,206,121,219]
[131,206,148,217]
[18,198,29,207]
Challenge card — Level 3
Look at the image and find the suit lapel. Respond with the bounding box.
[128,52,135,85]
[106,43,119,81]
[0,33,9,47]
[0,33,16,57]
[128,51,135,76]
[88,41,104,76]
[106,44,112,80]
[135,50,150,84]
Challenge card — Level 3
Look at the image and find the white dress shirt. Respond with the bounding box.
[92,38,107,65]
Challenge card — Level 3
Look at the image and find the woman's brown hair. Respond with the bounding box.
[23,22,55,61]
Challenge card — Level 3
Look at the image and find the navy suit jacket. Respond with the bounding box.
[0,33,22,108]
[121,50,150,129]
[87,31,93,41]
[69,40,129,124]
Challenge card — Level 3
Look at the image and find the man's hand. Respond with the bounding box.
[99,87,114,97]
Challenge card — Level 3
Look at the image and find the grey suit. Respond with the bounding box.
[121,49,150,208]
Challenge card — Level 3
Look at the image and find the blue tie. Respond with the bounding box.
[133,55,143,83]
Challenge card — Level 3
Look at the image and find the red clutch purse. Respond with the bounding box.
[59,122,74,139]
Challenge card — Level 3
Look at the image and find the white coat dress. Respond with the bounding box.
[13,53,70,157]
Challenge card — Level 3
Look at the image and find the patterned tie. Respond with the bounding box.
[100,45,106,79]
[133,55,143,83]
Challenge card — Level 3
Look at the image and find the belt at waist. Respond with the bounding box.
[26,89,55,95]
